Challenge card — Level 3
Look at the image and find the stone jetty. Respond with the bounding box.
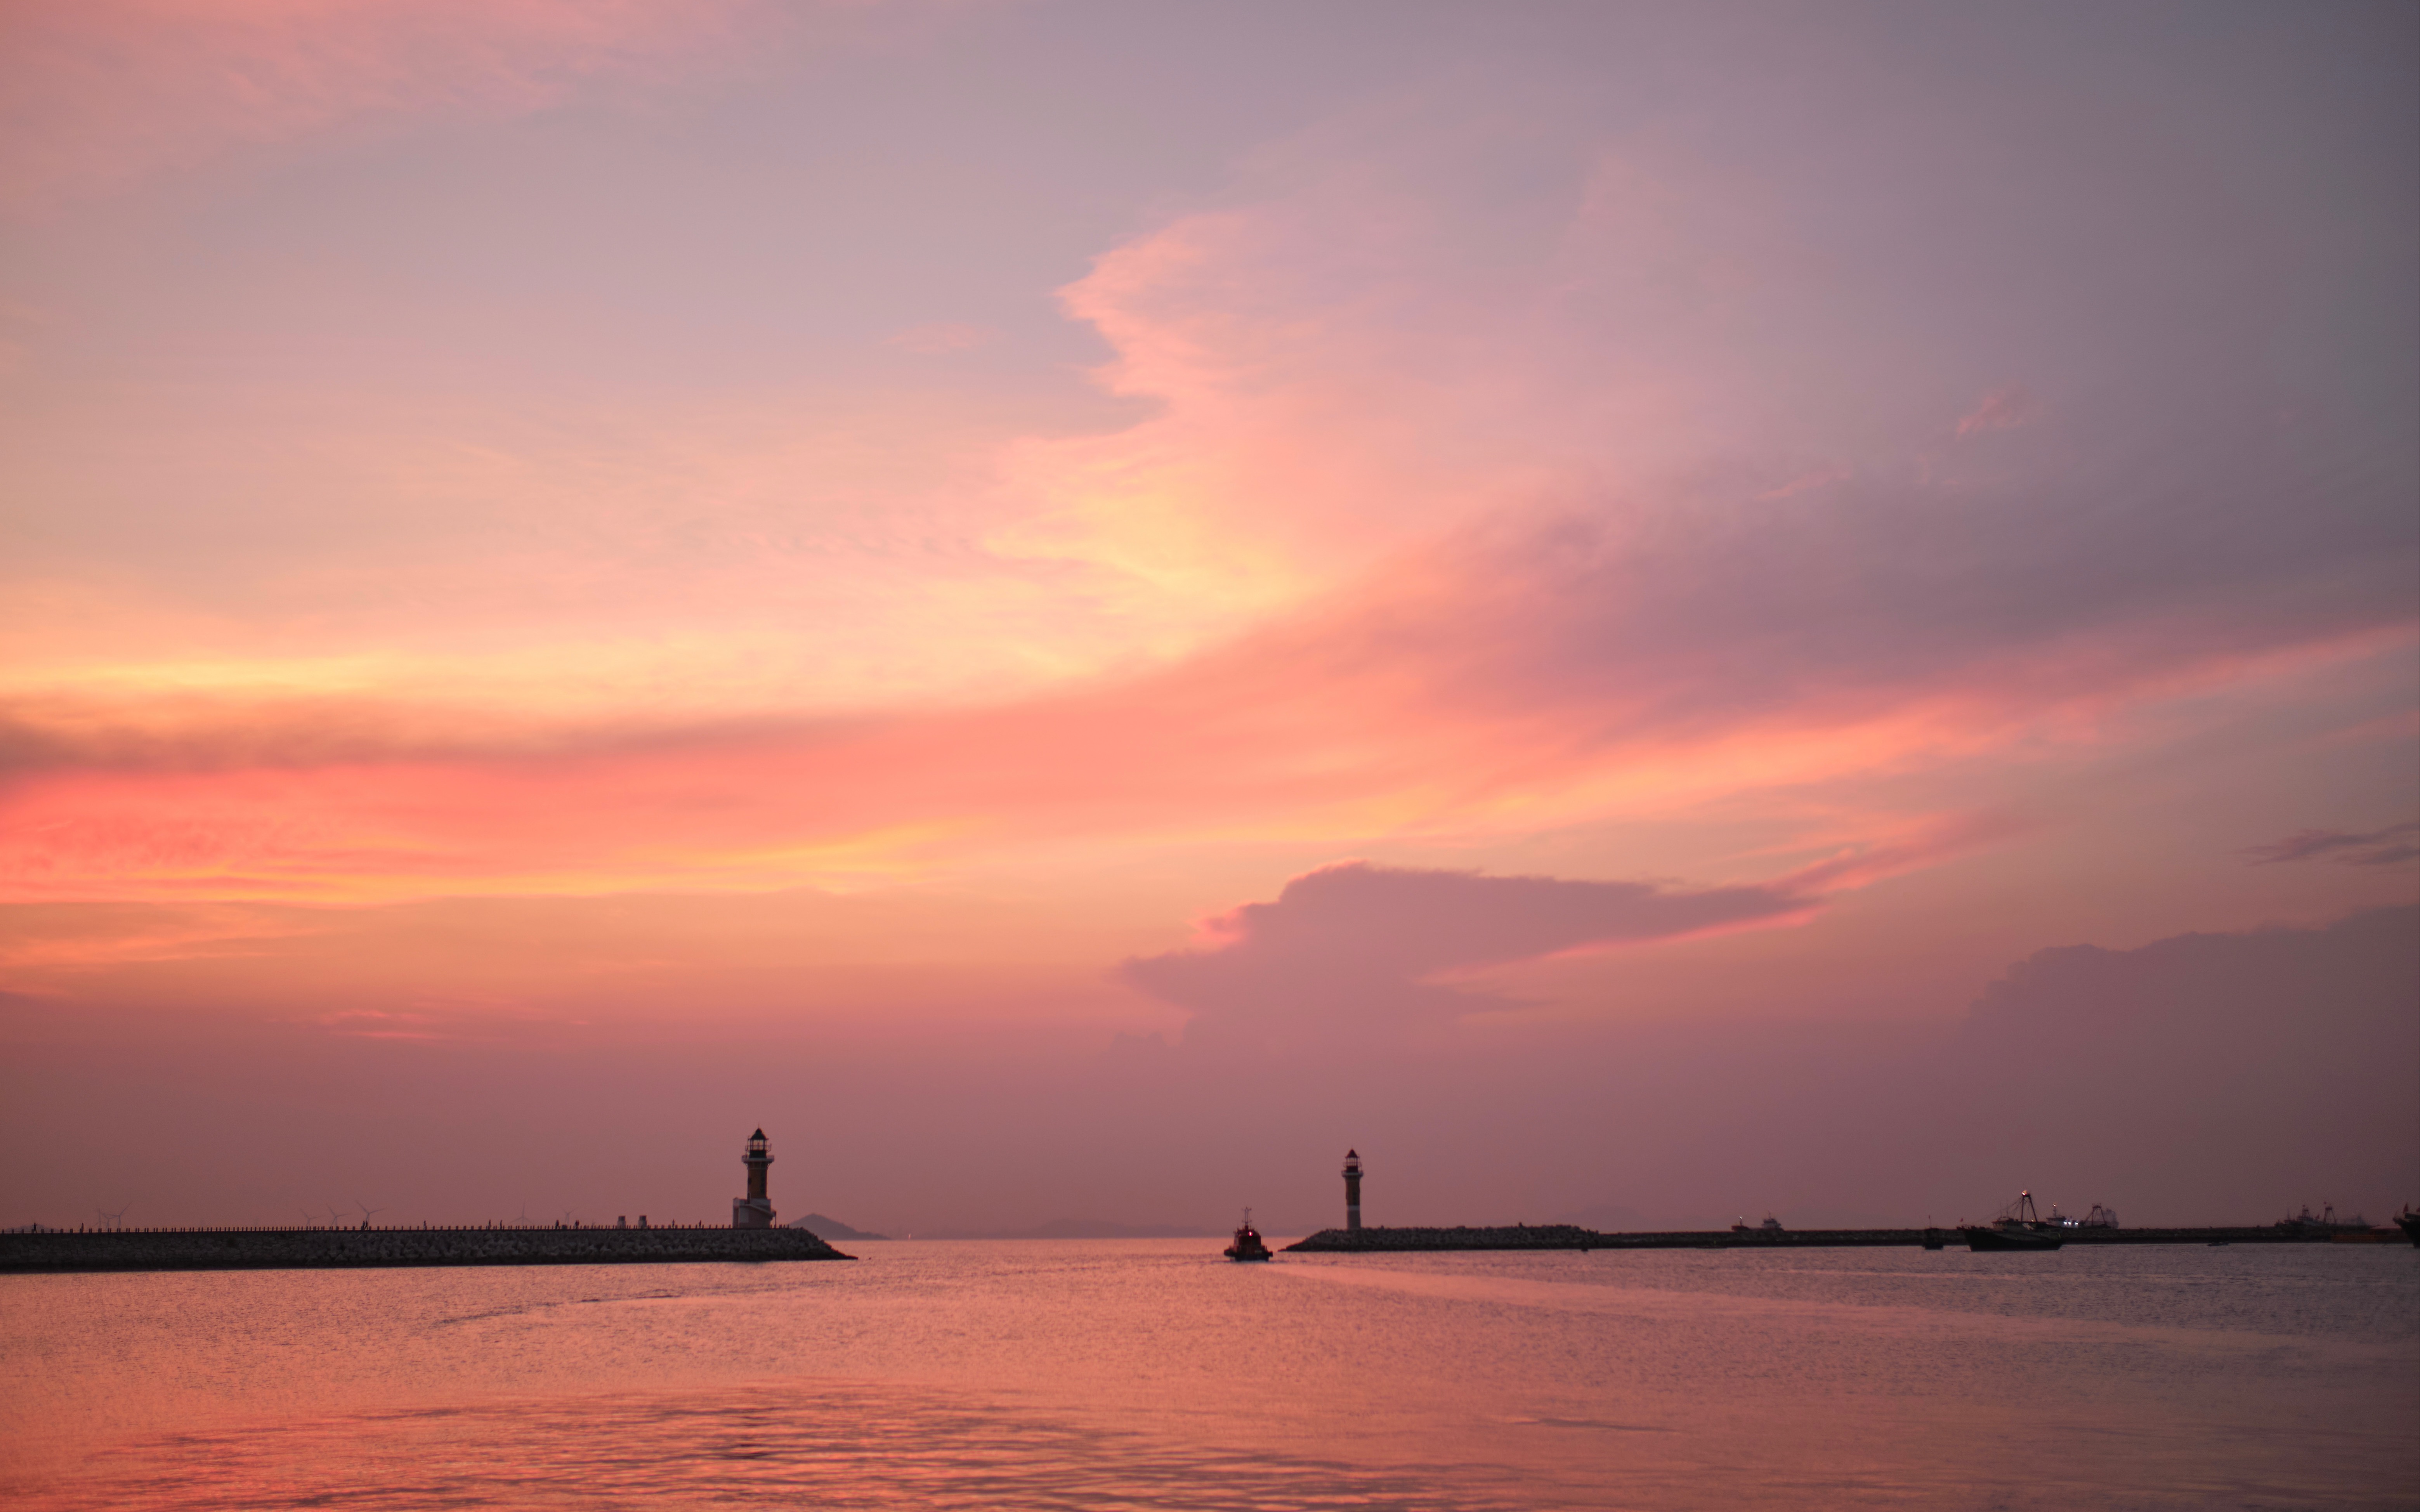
[1285,1224,2354,1252]
[0,1223,852,1273]
[1288,1224,1601,1251]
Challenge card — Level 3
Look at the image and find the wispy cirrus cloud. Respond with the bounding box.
[1,458,2408,909]
[2241,823,2420,868]
[2,38,2411,927]
[6,491,2394,912]
[0,0,783,213]
[1955,384,2038,438]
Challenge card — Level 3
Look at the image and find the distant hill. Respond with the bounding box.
[916,1217,1221,1240]
[784,1213,890,1241]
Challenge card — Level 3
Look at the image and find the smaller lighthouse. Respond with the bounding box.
[1342,1148,1363,1233]
[733,1129,777,1229]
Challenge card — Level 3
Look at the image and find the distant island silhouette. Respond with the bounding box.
[786,1213,890,1241]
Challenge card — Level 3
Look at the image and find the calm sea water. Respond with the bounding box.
[2,1240,2413,1509]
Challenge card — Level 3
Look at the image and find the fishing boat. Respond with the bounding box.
[2396,1207,2420,1247]
[1224,1209,1273,1262]
[1960,1190,2065,1252]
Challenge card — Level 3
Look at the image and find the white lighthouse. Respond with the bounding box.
[733,1129,777,1229]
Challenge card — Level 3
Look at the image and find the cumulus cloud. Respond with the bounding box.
[1119,862,1811,1043]
[1965,904,2418,1046]
[2241,824,2419,868]
[1943,905,2420,1215]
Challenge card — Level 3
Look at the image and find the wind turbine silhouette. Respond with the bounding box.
[356,1202,385,1229]
[97,1205,129,1230]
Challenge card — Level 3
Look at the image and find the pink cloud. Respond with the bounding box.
[0,75,2409,925]
[0,515,2405,912]
[1954,384,2038,437]
[0,0,779,213]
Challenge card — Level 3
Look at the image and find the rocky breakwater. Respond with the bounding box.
[1287,1224,1599,1252]
[0,1223,852,1273]
[1285,1224,2345,1253]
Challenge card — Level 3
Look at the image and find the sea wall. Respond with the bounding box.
[1287,1225,1600,1252]
[0,1224,851,1273]
[1284,1224,2347,1253]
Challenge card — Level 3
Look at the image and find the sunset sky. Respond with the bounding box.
[3,1,2413,1236]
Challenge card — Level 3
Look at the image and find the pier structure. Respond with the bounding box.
[2,1125,846,1272]
[1284,1161,2418,1254]
[0,1222,848,1273]
[1284,1223,2413,1253]
[734,1128,777,1228]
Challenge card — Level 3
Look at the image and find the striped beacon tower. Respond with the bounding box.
[1342,1149,1364,1233]
[733,1129,776,1229]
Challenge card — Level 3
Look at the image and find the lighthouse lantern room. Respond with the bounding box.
[734,1129,777,1229]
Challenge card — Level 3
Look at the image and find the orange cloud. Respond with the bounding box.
[4,526,2399,916]
[3,82,2408,944]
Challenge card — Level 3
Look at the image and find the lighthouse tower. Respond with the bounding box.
[733,1129,777,1229]
[1342,1149,1363,1233]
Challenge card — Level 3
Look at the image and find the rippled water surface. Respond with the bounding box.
[4,1241,2415,1509]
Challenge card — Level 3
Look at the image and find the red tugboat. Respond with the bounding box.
[1224,1209,1273,1262]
